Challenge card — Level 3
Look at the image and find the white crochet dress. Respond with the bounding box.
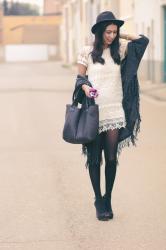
[77,39,129,134]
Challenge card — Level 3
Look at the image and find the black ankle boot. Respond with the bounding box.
[94,198,109,221]
[102,195,113,219]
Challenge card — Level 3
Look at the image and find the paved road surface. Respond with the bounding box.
[0,62,166,250]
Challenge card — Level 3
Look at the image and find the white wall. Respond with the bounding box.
[133,0,166,61]
[5,45,57,62]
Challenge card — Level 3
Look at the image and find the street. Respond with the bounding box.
[0,61,166,250]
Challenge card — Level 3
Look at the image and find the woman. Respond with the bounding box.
[76,11,149,221]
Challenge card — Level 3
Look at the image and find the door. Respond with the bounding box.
[164,6,166,82]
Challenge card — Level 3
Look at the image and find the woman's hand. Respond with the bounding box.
[119,33,142,41]
[82,84,98,98]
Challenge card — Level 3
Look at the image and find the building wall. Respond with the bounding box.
[2,15,62,44]
[132,0,166,82]
[43,0,67,15]
[5,44,49,62]
[0,7,3,44]
[164,5,166,81]
[119,0,166,82]
[0,6,4,61]
[119,0,134,33]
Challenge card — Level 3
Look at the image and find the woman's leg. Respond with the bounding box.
[103,129,119,199]
[88,133,103,200]
[88,133,109,220]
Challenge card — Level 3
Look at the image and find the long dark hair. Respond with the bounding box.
[91,21,121,65]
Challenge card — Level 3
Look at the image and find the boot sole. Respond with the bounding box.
[97,216,110,221]
[96,213,110,221]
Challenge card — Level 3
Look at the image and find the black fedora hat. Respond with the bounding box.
[91,11,124,34]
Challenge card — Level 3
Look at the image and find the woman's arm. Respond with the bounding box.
[78,63,87,76]
[77,63,92,98]
[119,33,142,57]
[119,33,142,41]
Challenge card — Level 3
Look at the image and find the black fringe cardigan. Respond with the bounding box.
[73,34,149,168]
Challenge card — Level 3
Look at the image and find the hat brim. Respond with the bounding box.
[91,19,124,34]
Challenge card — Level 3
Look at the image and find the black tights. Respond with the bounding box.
[88,129,119,200]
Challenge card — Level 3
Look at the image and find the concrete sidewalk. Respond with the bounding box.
[139,80,166,104]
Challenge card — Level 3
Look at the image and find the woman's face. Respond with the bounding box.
[103,24,118,47]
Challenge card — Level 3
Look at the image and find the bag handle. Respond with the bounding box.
[72,95,95,109]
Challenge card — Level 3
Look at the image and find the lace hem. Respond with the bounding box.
[99,119,126,133]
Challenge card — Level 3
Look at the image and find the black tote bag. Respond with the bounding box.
[62,97,99,144]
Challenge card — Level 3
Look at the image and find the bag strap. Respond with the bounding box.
[72,88,77,103]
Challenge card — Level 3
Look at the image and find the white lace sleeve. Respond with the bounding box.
[77,46,90,67]
[119,39,129,60]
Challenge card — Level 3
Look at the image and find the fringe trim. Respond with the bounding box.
[117,117,141,160]
[99,120,126,134]
[81,117,141,169]
[117,136,132,158]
